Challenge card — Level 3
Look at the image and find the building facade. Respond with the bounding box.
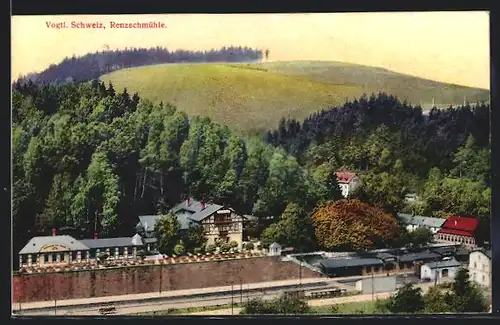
[434,216,479,248]
[335,171,359,198]
[420,257,462,282]
[468,249,492,288]
[136,198,255,250]
[18,230,145,268]
[397,214,446,234]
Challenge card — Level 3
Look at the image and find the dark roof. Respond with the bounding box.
[376,252,396,260]
[471,249,491,259]
[431,246,457,256]
[398,251,440,263]
[423,258,462,269]
[172,198,224,222]
[19,236,89,254]
[320,258,384,269]
[79,237,142,249]
[137,215,161,233]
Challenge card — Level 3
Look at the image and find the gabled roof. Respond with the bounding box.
[172,198,224,222]
[423,258,462,270]
[79,237,143,249]
[137,215,161,233]
[439,216,479,233]
[269,242,282,249]
[471,248,492,259]
[335,172,357,184]
[19,235,89,254]
[397,214,446,228]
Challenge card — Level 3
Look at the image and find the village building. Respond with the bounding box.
[434,216,479,248]
[18,229,145,268]
[420,257,463,282]
[335,171,359,198]
[397,213,446,234]
[135,198,257,250]
[468,249,492,288]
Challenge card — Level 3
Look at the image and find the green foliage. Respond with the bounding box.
[408,227,434,248]
[241,296,311,315]
[155,213,181,255]
[185,224,207,252]
[205,244,216,254]
[97,252,109,263]
[173,240,186,256]
[260,203,315,251]
[380,283,424,314]
[100,62,489,133]
[229,241,239,249]
[136,249,146,260]
[244,242,254,251]
[446,268,489,313]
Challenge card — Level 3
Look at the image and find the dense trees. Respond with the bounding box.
[310,199,401,251]
[241,296,311,315]
[15,46,263,85]
[12,76,491,267]
[377,268,489,314]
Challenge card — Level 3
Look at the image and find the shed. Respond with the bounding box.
[355,276,397,294]
[420,258,463,281]
[319,257,384,277]
[268,242,282,256]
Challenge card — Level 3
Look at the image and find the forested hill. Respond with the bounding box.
[13,80,491,255]
[15,46,263,84]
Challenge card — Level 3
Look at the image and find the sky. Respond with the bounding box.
[11,12,490,89]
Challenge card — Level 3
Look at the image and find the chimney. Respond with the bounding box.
[186,198,190,206]
[94,232,98,239]
[52,228,56,237]
[201,202,205,210]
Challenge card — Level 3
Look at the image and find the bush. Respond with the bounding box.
[97,252,109,263]
[245,242,255,251]
[193,247,203,255]
[136,250,146,260]
[206,244,216,254]
[220,242,231,253]
[257,244,262,250]
[229,241,239,249]
[174,240,186,256]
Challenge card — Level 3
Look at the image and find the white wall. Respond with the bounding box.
[469,251,492,288]
[420,264,460,281]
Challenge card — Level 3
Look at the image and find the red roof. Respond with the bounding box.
[438,216,479,235]
[335,172,357,184]
[437,228,475,237]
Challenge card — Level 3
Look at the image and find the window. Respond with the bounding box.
[483,264,486,271]
[127,247,133,255]
[474,262,477,268]
[31,254,37,264]
[441,269,449,278]
[118,247,124,256]
[72,251,78,261]
[89,249,97,259]
[44,254,49,263]
[482,275,486,282]
[21,255,28,264]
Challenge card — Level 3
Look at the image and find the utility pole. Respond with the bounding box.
[371,272,375,301]
[434,258,439,287]
[240,279,243,304]
[54,298,57,316]
[159,260,163,294]
[231,283,234,315]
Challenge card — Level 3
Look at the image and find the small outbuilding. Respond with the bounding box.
[268,242,282,256]
[420,257,462,282]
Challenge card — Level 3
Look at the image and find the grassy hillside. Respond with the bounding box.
[100,61,490,133]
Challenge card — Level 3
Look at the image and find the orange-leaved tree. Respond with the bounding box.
[311,199,400,251]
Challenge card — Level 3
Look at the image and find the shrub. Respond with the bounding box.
[206,244,216,254]
[246,242,255,251]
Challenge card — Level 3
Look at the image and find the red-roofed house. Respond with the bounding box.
[335,171,359,198]
[434,216,479,248]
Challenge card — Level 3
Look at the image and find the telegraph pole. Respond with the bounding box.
[159,260,163,294]
[240,279,243,304]
[371,272,375,301]
[231,283,234,315]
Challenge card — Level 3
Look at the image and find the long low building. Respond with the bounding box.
[18,230,145,268]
